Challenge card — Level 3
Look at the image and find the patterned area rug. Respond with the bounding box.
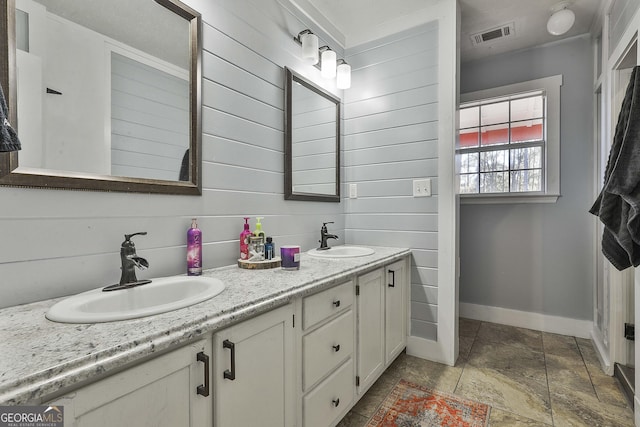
[366,379,491,427]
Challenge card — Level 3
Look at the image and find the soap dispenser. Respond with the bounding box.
[253,217,266,243]
[240,217,252,260]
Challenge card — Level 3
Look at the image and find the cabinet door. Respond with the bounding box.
[385,258,408,364]
[47,339,212,427]
[213,304,295,427]
[356,268,385,394]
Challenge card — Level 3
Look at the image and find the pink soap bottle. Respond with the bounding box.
[240,217,252,260]
[187,218,202,276]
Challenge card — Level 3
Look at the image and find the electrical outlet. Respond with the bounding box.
[349,183,358,199]
[413,179,431,197]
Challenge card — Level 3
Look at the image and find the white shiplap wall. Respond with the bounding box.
[0,0,345,309]
[343,23,440,341]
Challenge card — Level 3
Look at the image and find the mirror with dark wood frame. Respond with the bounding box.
[284,67,340,202]
[0,0,202,194]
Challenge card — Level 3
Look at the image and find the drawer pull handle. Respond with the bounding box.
[332,398,340,407]
[388,269,396,287]
[196,351,210,397]
[333,344,341,352]
[223,339,236,381]
[333,300,341,308]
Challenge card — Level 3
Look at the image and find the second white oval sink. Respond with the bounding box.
[307,246,375,258]
[46,275,225,323]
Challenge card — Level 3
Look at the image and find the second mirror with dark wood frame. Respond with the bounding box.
[0,0,202,195]
[284,67,340,202]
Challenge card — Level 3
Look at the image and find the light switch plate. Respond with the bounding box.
[349,183,358,199]
[413,179,431,197]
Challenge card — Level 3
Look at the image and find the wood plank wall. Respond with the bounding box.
[0,0,344,308]
[343,22,440,340]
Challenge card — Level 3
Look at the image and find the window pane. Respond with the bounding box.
[460,173,479,194]
[511,95,543,121]
[481,124,509,146]
[460,152,479,173]
[460,106,479,128]
[480,149,508,172]
[480,172,508,193]
[510,146,542,170]
[459,128,479,148]
[511,119,543,143]
[510,169,542,192]
[481,101,509,126]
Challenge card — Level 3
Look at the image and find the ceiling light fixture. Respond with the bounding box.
[547,1,575,36]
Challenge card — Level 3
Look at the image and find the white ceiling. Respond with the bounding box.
[305,0,603,62]
[30,0,189,68]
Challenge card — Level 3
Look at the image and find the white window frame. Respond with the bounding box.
[459,75,562,204]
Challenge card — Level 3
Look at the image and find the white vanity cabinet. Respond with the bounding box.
[212,303,296,427]
[356,257,409,395]
[299,280,356,427]
[47,338,212,427]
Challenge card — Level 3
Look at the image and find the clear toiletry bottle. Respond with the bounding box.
[187,218,202,276]
[240,217,252,260]
[264,237,274,260]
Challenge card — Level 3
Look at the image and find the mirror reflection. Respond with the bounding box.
[0,0,202,194]
[17,0,189,181]
[284,67,340,202]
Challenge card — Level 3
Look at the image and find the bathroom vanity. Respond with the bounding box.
[0,246,410,427]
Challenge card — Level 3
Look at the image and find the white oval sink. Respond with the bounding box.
[46,276,225,323]
[307,246,375,258]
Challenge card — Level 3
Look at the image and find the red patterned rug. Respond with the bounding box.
[366,379,491,427]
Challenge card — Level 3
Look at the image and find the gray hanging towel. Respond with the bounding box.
[590,65,640,270]
[0,83,21,152]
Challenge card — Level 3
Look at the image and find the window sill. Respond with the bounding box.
[460,193,560,205]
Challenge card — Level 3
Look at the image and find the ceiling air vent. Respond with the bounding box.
[470,22,516,46]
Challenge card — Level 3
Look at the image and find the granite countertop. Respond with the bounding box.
[0,245,409,405]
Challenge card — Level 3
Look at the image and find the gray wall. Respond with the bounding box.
[459,36,594,320]
[0,0,345,308]
[343,23,440,340]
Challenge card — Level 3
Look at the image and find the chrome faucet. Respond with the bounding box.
[103,232,151,291]
[318,222,339,250]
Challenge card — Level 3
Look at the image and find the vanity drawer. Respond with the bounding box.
[303,358,354,427]
[303,309,354,391]
[303,280,353,330]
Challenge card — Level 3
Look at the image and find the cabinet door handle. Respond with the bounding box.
[333,300,341,308]
[223,339,236,381]
[332,344,340,352]
[388,269,395,287]
[332,398,340,407]
[196,351,210,397]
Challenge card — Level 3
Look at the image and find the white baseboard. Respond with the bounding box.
[590,328,613,375]
[460,302,593,338]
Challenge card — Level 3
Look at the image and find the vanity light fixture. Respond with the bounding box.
[320,46,337,79]
[296,29,319,64]
[294,29,350,89]
[336,60,351,89]
[547,1,575,36]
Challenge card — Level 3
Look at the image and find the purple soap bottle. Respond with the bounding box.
[187,218,202,275]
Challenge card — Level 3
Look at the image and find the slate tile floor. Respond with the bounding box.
[338,318,634,426]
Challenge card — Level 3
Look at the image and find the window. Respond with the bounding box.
[458,75,562,203]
